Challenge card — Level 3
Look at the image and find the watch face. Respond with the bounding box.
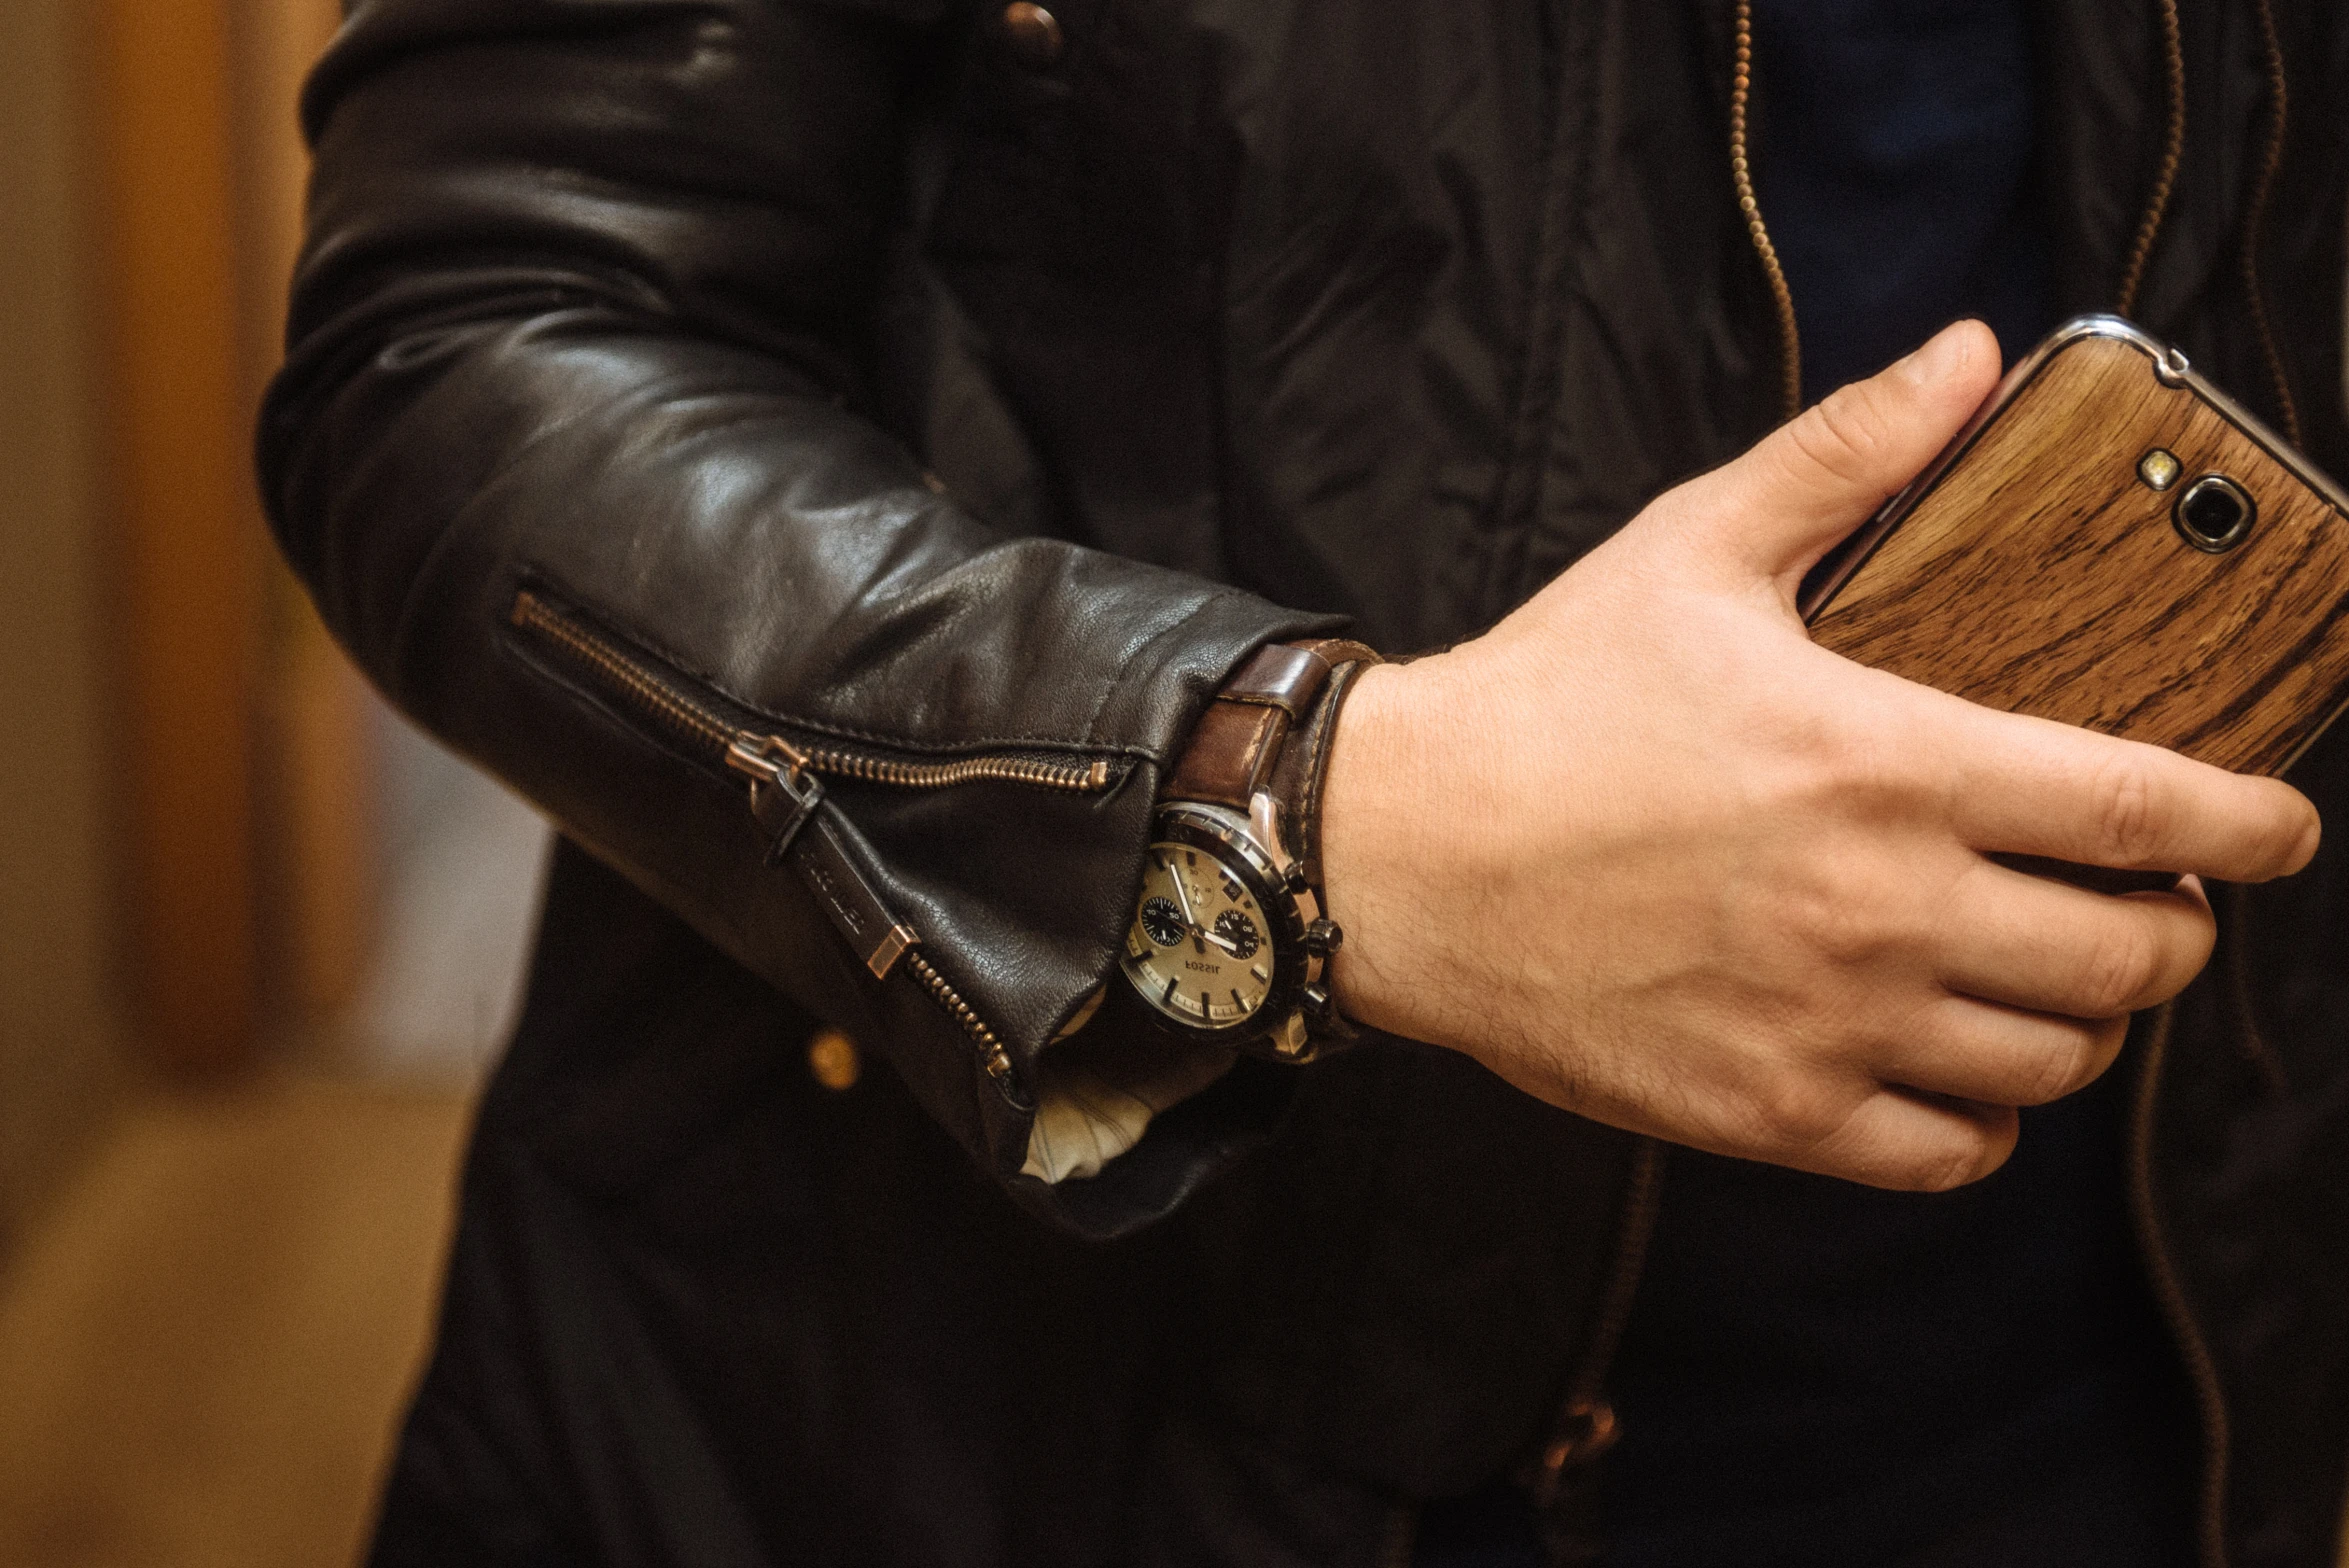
[1123,839,1277,1030]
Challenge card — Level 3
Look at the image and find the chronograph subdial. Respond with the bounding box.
[1139,896,1187,949]
[1212,908,1261,960]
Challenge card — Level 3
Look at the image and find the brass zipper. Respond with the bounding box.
[2128,1004,2234,1568]
[508,586,1093,1088]
[1730,0,1801,422]
[513,587,739,759]
[1486,9,1775,1526]
[2113,0,2186,322]
[2238,0,2302,450]
[510,589,1116,796]
[800,746,1112,794]
[1527,1138,1665,1518]
[905,949,1016,1086]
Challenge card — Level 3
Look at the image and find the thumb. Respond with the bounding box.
[1683,319,2002,591]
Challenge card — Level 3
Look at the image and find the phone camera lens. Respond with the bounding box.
[2173,474,2256,553]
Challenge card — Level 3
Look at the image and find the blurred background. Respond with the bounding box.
[0,1,548,1562]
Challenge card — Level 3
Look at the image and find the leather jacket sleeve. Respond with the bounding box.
[260,0,1335,1236]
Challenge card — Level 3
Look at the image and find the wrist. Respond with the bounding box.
[1318,660,1418,1035]
[1135,636,1379,1061]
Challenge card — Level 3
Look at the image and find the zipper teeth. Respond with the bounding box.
[512,590,736,760]
[1527,1136,1665,1515]
[2128,1003,2233,1568]
[906,949,1016,1085]
[802,747,1111,794]
[2114,0,2186,321]
[512,589,1113,795]
[1730,0,1802,421]
[2238,0,2302,449]
[1568,1138,1665,1405]
[2222,883,2288,1098]
[516,587,1032,1094]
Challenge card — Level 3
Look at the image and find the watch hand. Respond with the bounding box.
[1194,925,1240,956]
[1165,864,1201,934]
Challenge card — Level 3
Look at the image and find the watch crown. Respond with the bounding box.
[1303,918,1343,957]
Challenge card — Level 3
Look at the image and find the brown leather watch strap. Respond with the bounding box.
[1162,635,1383,1062]
[1165,639,1378,809]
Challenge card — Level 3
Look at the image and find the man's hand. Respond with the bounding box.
[1319,320,2321,1191]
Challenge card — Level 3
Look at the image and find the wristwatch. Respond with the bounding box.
[1118,638,1377,1062]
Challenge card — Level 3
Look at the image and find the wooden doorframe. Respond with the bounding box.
[89,0,265,1072]
[234,0,381,1033]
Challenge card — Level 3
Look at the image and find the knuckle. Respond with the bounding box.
[2017,1032,2097,1106]
[1777,858,1915,972]
[1912,1132,1996,1193]
[2070,920,2161,1018]
[1786,710,1934,824]
[1785,385,1895,487]
[2087,754,2165,868]
[1807,721,1892,797]
[1745,1074,1853,1153]
[1776,876,1876,968]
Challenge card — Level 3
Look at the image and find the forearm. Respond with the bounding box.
[263,0,1334,1229]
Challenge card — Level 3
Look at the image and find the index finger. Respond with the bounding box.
[1940,703,2320,882]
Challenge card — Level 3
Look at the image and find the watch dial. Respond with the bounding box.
[1123,841,1276,1029]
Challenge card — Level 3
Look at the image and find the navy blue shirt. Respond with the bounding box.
[1756,0,2055,401]
[1414,5,2197,1565]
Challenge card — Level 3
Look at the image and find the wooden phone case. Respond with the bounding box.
[1802,316,2349,777]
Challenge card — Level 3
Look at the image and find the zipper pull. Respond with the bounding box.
[727,732,919,981]
[1529,1397,1620,1510]
[726,734,825,862]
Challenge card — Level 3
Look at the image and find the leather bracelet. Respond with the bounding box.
[1281,653,1376,890]
[1267,652,1380,1044]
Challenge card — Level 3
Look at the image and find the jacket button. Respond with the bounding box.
[807,1028,861,1092]
[1000,2,1065,67]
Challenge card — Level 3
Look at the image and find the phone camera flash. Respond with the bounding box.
[2138,448,2182,492]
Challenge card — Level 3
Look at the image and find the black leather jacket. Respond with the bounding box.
[265,1,2349,1563]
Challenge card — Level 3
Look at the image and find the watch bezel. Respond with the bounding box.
[1120,801,1313,1044]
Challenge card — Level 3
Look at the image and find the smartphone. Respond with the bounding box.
[1802,315,2349,788]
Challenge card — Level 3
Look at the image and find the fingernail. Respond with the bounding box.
[1896,322,1974,388]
